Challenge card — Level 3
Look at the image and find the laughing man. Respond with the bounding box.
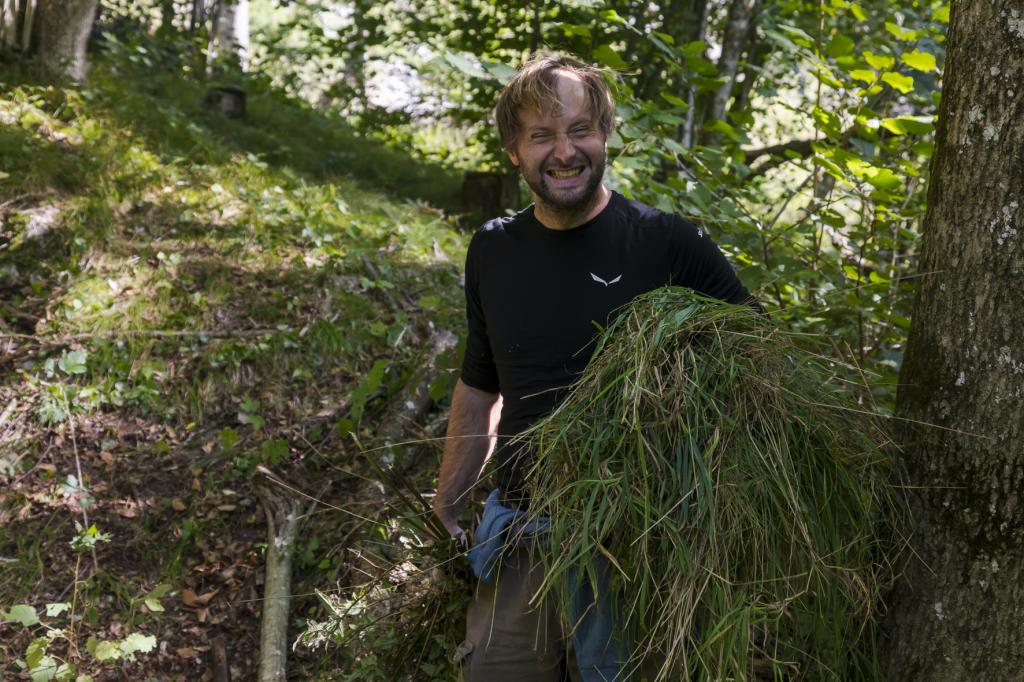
[433,53,753,681]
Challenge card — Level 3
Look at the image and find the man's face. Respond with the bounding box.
[507,72,607,213]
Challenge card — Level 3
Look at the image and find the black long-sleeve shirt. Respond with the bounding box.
[461,191,752,498]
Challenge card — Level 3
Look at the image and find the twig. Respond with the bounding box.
[212,634,231,682]
[0,193,45,212]
[360,254,413,313]
[0,328,281,345]
[62,402,99,572]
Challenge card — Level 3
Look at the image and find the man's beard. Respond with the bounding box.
[525,155,606,216]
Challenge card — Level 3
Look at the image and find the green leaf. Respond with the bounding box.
[863,51,894,70]
[259,439,289,465]
[779,24,815,48]
[143,598,164,612]
[559,23,591,38]
[238,412,265,430]
[29,656,57,682]
[826,35,855,58]
[882,72,915,93]
[417,295,440,309]
[934,5,950,22]
[885,21,919,40]
[334,417,354,438]
[880,116,934,136]
[45,603,70,618]
[57,350,88,375]
[703,119,739,141]
[444,52,486,79]
[480,60,516,83]
[592,44,628,69]
[812,67,843,88]
[54,663,76,682]
[849,2,867,20]
[812,106,843,139]
[849,69,876,84]
[659,92,689,109]
[119,633,157,661]
[90,640,122,662]
[219,428,238,451]
[902,50,937,73]
[7,604,40,626]
[26,637,48,668]
[866,167,903,191]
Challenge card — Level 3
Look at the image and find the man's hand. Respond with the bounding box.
[433,380,500,552]
[439,514,469,549]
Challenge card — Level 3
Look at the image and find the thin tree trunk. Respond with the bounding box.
[207,0,249,74]
[729,31,769,116]
[38,0,97,81]
[880,1,1024,678]
[191,0,205,33]
[160,0,176,33]
[0,0,17,48]
[705,0,761,130]
[676,0,709,149]
[18,0,37,51]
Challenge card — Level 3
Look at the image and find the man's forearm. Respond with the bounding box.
[434,379,499,529]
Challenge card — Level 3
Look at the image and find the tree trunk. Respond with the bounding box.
[1,0,37,51]
[37,0,97,81]
[704,0,761,129]
[664,0,709,149]
[880,1,1024,679]
[191,0,205,33]
[0,0,17,48]
[159,0,176,34]
[207,0,249,74]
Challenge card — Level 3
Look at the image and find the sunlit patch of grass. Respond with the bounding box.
[2,47,472,679]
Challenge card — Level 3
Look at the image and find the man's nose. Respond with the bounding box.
[552,133,575,163]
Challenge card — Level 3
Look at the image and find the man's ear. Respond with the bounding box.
[505,146,520,167]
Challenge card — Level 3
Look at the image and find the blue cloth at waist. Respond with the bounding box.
[467,488,628,680]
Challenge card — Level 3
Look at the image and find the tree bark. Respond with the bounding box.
[191,0,205,33]
[207,0,249,74]
[0,0,18,49]
[253,467,310,682]
[2,0,38,51]
[37,0,97,81]
[704,0,761,129]
[880,1,1024,679]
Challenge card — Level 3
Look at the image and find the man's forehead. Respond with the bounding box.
[520,70,589,122]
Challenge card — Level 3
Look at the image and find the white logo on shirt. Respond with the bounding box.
[590,272,622,286]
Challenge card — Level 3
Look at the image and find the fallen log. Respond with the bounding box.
[253,466,315,682]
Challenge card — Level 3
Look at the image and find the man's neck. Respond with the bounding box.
[533,185,612,231]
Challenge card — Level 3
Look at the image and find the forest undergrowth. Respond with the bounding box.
[1,44,470,681]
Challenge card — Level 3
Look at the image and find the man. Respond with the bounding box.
[433,53,753,681]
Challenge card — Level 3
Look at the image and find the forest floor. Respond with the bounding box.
[1,44,473,681]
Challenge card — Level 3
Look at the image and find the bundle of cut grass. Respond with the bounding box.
[519,287,901,681]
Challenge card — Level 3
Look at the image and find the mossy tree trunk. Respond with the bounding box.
[38,0,97,81]
[880,1,1024,679]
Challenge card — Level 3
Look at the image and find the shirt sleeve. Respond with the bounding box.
[460,233,501,393]
[669,216,754,306]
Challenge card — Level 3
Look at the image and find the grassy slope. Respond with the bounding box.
[1,47,468,681]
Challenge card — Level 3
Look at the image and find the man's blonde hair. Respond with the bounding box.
[494,53,614,151]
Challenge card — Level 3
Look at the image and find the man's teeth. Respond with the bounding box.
[548,167,583,178]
